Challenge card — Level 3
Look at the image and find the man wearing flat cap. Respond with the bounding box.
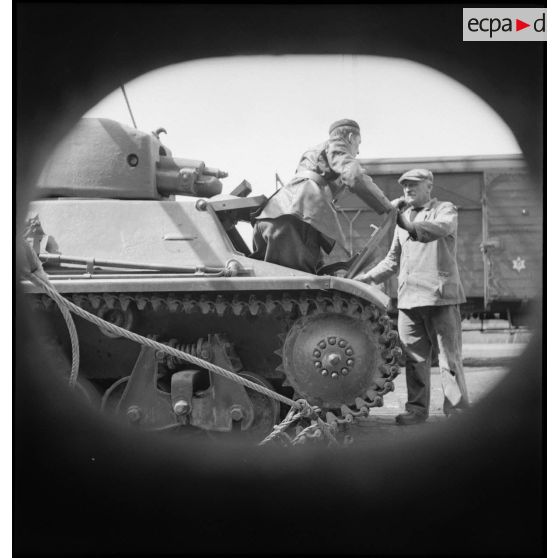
[356,168,469,424]
[251,119,392,273]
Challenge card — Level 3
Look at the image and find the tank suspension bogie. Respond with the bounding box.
[100,334,262,433]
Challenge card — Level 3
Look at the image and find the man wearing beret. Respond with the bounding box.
[251,119,393,273]
[356,169,470,424]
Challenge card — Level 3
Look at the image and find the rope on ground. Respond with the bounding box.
[291,417,340,446]
[259,405,340,447]
[258,408,301,446]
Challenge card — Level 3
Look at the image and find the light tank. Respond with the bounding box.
[21,118,401,438]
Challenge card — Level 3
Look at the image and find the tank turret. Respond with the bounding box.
[36,118,227,199]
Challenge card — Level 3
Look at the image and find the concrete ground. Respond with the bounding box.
[353,342,527,434]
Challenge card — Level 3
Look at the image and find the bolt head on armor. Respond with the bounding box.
[327,353,341,366]
[173,400,191,415]
[126,405,142,423]
[230,405,244,421]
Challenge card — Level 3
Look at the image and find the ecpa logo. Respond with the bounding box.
[463,8,547,42]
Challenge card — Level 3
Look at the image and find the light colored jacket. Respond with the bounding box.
[256,138,380,253]
[368,198,466,309]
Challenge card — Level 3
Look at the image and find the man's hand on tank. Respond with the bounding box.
[353,272,373,284]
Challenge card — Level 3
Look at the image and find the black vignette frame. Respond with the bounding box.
[15,3,544,556]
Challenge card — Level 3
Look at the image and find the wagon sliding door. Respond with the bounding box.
[482,171,542,321]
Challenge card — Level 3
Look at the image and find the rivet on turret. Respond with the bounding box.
[346,359,354,367]
[338,340,347,348]
[341,368,349,376]
[321,369,329,376]
[345,348,354,356]
[313,349,321,358]
[319,340,327,349]
[331,372,339,379]
[328,337,337,345]
[314,361,322,368]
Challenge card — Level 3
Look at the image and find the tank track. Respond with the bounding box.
[29,290,402,415]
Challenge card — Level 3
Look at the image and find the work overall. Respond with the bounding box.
[368,198,469,416]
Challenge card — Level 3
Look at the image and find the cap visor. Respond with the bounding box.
[399,177,424,184]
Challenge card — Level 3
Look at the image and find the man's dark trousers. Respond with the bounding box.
[398,304,469,417]
[252,215,323,273]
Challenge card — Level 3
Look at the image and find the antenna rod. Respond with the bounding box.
[120,84,137,129]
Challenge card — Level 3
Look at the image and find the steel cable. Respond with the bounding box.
[25,268,80,388]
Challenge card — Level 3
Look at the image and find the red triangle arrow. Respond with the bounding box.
[516,18,530,31]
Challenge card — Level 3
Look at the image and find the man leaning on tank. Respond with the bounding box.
[250,119,392,273]
[355,168,470,425]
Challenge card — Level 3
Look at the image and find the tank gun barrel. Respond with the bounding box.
[156,156,226,198]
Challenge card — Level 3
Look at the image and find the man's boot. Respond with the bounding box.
[397,360,430,424]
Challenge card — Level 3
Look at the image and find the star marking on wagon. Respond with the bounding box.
[512,257,526,273]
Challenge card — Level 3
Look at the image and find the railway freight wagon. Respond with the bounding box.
[324,155,542,325]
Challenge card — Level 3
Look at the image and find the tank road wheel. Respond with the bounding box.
[281,312,383,410]
[101,371,280,439]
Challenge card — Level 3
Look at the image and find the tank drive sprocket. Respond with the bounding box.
[281,312,383,409]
